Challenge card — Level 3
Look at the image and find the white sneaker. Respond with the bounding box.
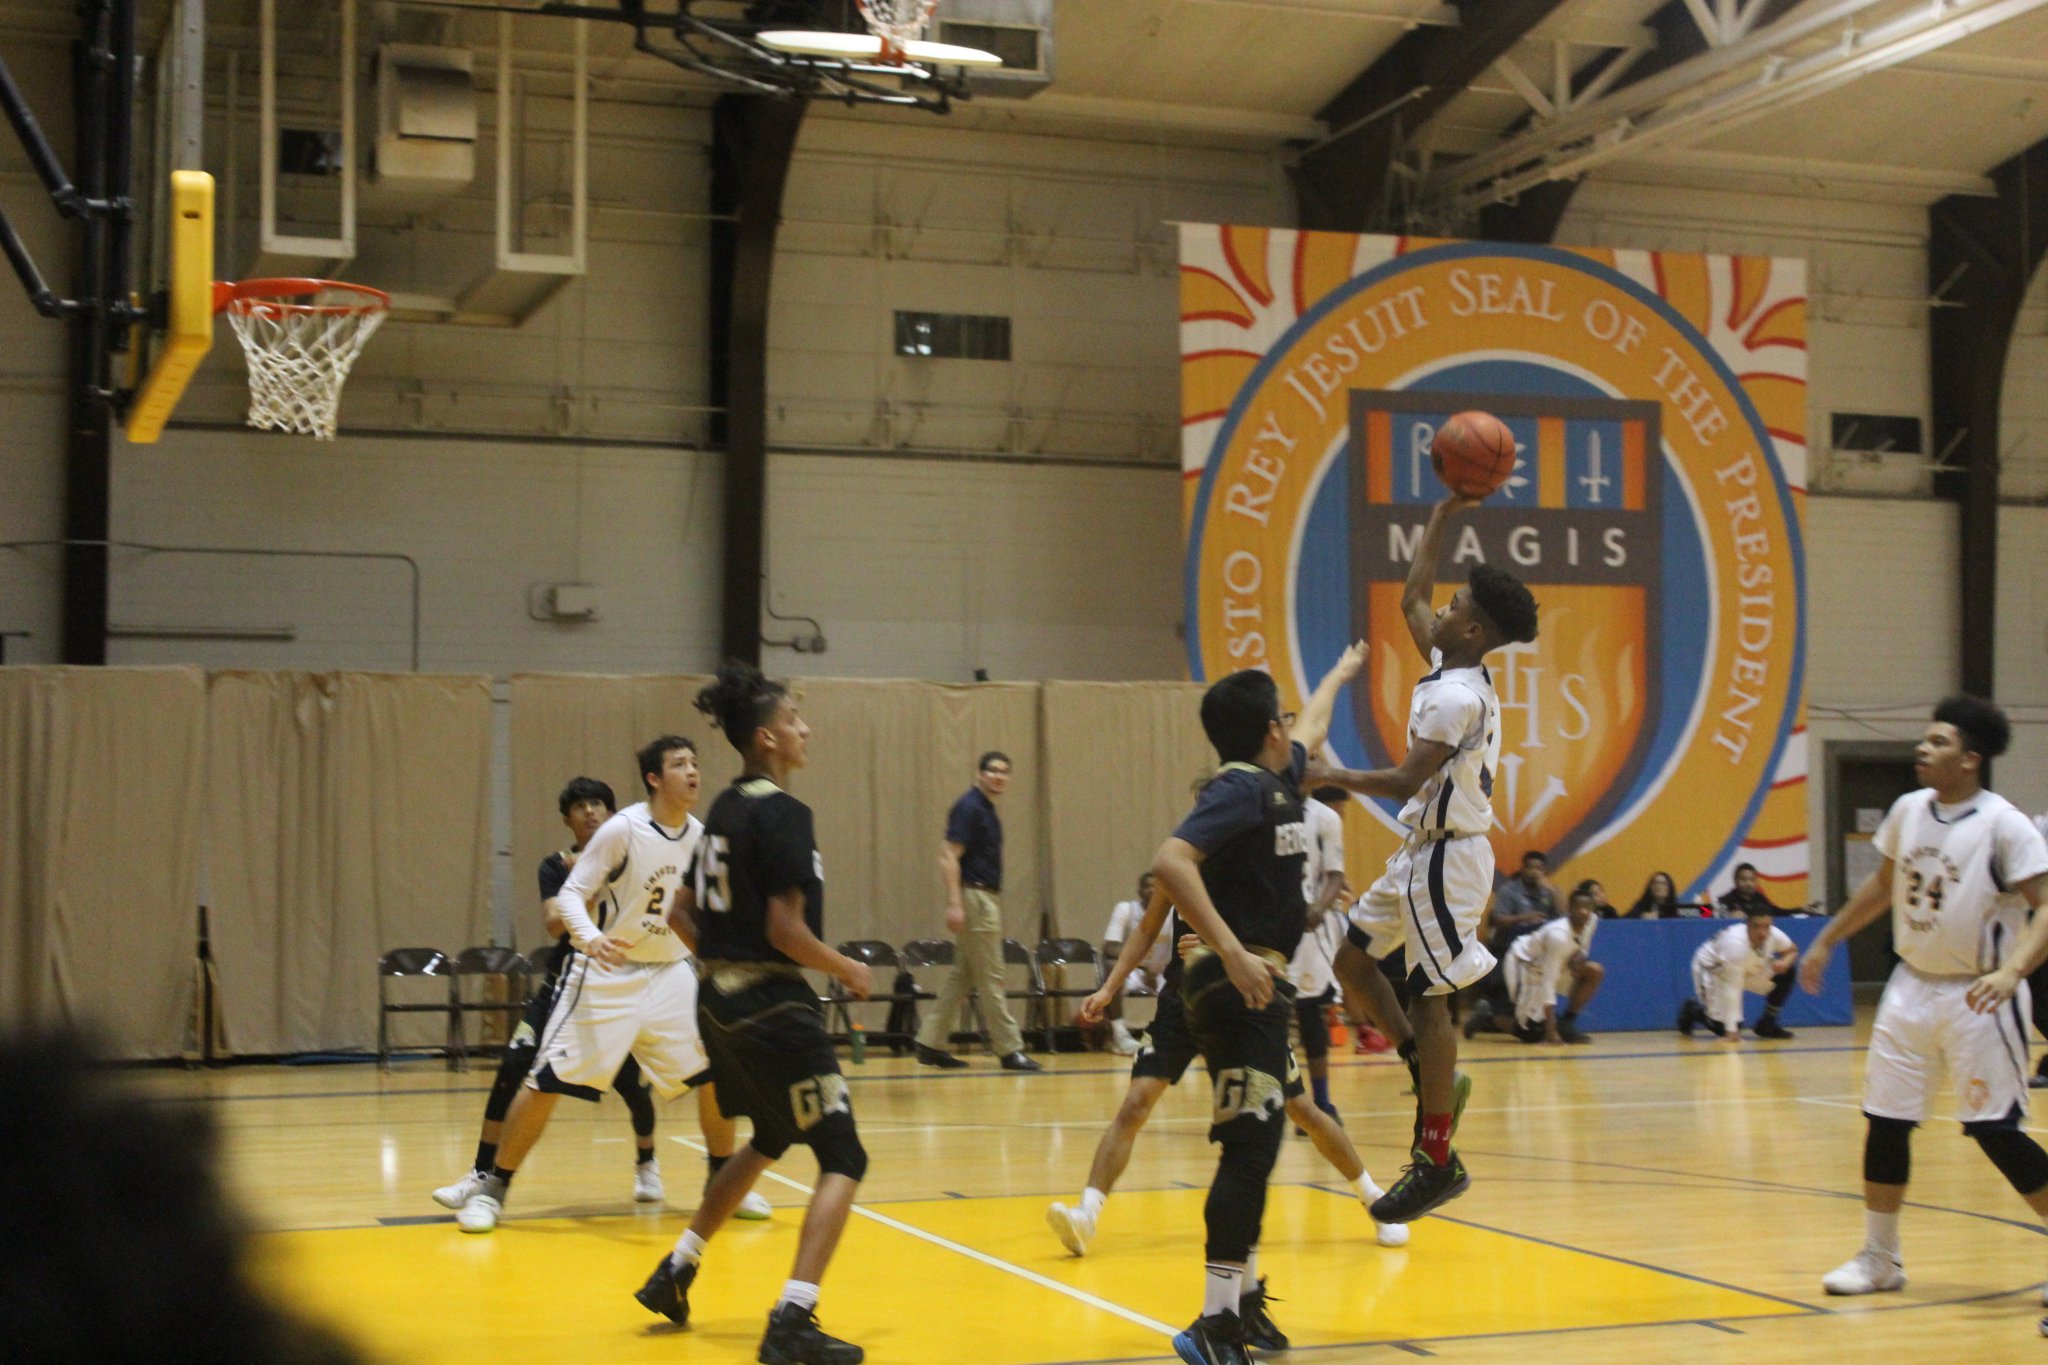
[457,1193,503,1234]
[1046,1201,1093,1256]
[634,1160,664,1203]
[735,1190,773,1220]
[1108,1023,1141,1056]
[432,1169,486,1210]
[1375,1219,1410,1248]
[1822,1248,1905,1295]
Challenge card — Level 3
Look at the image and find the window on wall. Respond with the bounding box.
[894,311,1012,360]
[1830,413,1924,454]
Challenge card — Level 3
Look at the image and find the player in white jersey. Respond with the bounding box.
[1313,494,1540,1224]
[1678,906,1797,1042]
[1287,789,1349,1122]
[456,736,770,1233]
[1796,698,2048,1325]
[1469,888,1601,1044]
[1103,872,1168,1054]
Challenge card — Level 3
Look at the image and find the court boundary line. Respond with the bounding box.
[667,1136,1178,1340]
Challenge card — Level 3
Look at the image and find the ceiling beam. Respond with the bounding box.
[1291,0,1574,232]
[1473,0,1797,242]
[1628,148,1999,199]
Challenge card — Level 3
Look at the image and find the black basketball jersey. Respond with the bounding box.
[694,776,825,966]
[1171,743,1309,958]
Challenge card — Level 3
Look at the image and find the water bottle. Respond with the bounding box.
[849,1022,867,1065]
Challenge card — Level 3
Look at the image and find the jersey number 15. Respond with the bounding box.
[699,835,733,913]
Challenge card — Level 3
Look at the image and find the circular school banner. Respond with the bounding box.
[1179,230,1808,903]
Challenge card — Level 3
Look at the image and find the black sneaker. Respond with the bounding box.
[1676,1000,1699,1037]
[1239,1278,1288,1351]
[1369,1149,1471,1224]
[1171,1310,1252,1365]
[634,1253,695,1325]
[758,1302,864,1364]
[1753,1017,1793,1040]
[914,1043,968,1070]
[1556,1019,1592,1044]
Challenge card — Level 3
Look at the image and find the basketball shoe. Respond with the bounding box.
[634,1252,695,1324]
[1821,1249,1905,1295]
[758,1302,864,1364]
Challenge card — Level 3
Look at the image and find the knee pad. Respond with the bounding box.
[617,1076,656,1138]
[1864,1115,1915,1186]
[1971,1122,2048,1195]
[483,1043,535,1123]
[809,1121,868,1182]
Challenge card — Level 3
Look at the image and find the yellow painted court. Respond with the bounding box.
[175,1018,2048,1363]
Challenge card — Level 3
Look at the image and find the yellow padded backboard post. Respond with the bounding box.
[124,169,214,443]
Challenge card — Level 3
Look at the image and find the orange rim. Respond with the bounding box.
[214,277,390,318]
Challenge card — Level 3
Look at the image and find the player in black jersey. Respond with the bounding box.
[1154,643,1365,1365]
[635,662,873,1365]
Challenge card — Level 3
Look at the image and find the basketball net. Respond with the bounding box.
[220,280,388,441]
[857,0,940,63]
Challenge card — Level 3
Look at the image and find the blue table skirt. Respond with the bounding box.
[1573,916,1852,1032]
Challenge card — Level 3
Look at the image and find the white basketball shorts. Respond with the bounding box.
[1691,955,1750,1034]
[1506,951,1563,1028]
[1863,962,2031,1126]
[1348,830,1496,995]
[530,954,710,1101]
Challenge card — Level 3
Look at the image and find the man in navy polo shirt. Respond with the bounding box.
[916,752,1042,1071]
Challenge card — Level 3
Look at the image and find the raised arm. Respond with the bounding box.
[1399,495,1482,660]
[1291,641,1365,757]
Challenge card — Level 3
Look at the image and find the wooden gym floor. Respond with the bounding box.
[131,1012,2048,1363]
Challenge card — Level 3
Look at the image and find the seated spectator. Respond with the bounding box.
[1716,862,1778,918]
[1484,849,1558,955]
[1467,889,1604,1045]
[1623,871,1680,919]
[1574,878,1614,918]
[1103,871,1168,1055]
[1678,904,1798,1041]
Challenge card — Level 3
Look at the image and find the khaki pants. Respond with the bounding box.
[916,888,1026,1056]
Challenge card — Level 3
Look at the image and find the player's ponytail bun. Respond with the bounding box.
[695,661,790,755]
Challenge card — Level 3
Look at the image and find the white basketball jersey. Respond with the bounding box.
[1396,651,1501,838]
[1509,914,1595,978]
[1300,797,1346,902]
[1874,789,2048,976]
[559,802,703,963]
[1696,922,1794,991]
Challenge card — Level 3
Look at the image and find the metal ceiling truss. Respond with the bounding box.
[1420,0,2048,224]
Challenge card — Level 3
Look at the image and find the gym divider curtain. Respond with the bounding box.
[0,667,205,1059]
[204,672,493,1055]
[1041,681,1212,942]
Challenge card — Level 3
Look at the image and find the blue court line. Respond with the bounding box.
[1699,1320,1745,1334]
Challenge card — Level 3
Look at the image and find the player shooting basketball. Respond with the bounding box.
[1312,475,1540,1224]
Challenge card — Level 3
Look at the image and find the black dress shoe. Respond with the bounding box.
[914,1043,968,1070]
[1000,1051,1043,1072]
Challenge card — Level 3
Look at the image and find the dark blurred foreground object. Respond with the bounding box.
[0,1029,358,1364]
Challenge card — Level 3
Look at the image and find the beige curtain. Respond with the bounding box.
[206,672,493,1054]
[0,667,205,1058]
[1043,681,1213,943]
[792,679,1044,947]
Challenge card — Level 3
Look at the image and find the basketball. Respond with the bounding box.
[1431,410,1518,499]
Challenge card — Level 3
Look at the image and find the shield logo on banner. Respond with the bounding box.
[1348,390,1663,864]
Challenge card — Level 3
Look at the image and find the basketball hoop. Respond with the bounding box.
[857,0,940,64]
[215,278,388,441]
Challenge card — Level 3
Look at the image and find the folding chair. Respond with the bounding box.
[832,940,924,1050]
[376,948,457,1070]
[449,946,530,1069]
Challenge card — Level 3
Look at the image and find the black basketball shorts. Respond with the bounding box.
[1131,973,1200,1085]
[698,967,855,1160]
[1182,950,1302,1143]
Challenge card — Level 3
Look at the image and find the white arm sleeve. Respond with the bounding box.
[557,814,629,951]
